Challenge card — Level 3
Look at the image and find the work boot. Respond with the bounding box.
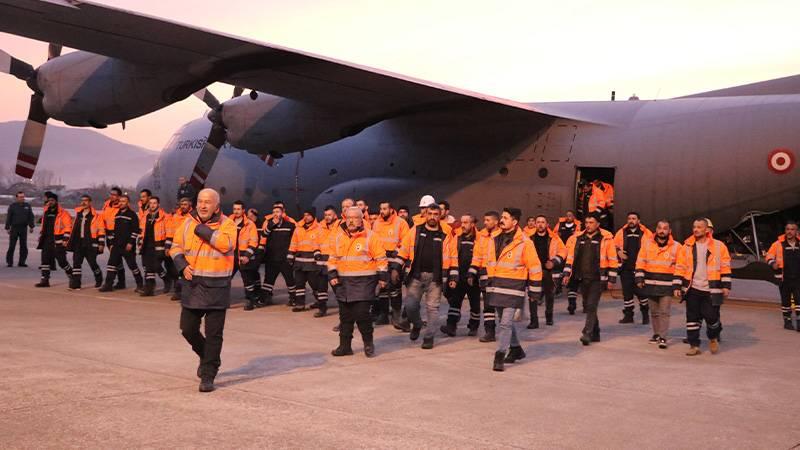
[579,334,591,346]
[331,337,354,357]
[35,278,50,288]
[493,351,505,372]
[256,292,273,308]
[545,311,554,326]
[409,325,421,341]
[314,301,328,318]
[392,314,411,333]
[162,277,173,294]
[94,273,103,288]
[619,308,634,324]
[479,328,496,343]
[784,318,795,330]
[709,338,720,354]
[291,304,307,312]
[658,337,668,349]
[421,337,434,349]
[567,298,576,315]
[198,376,215,393]
[440,323,457,337]
[591,332,601,342]
[113,280,126,290]
[243,299,255,311]
[332,324,340,332]
[134,276,145,294]
[286,296,297,307]
[363,335,375,358]
[171,292,181,301]
[641,306,650,325]
[98,280,114,292]
[527,300,539,329]
[504,345,526,363]
[374,312,390,326]
[467,326,478,337]
[68,276,81,291]
[686,346,702,356]
[140,281,155,297]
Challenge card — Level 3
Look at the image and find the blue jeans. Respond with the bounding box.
[405,272,443,339]
[497,306,521,352]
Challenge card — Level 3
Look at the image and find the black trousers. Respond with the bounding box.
[40,241,72,280]
[6,225,28,265]
[531,271,555,320]
[482,293,496,331]
[566,276,580,312]
[106,244,141,284]
[685,288,722,347]
[338,300,373,342]
[376,277,402,315]
[107,237,127,284]
[180,307,227,378]
[620,269,647,310]
[580,278,604,337]
[232,255,261,299]
[141,247,168,286]
[262,259,295,299]
[72,245,101,286]
[293,269,320,306]
[446,281,482,329]
[779,278,800,319]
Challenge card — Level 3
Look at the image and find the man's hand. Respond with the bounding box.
[562,275,570,286]
[636,282,644,289]
[673,289,682,299]
[97,245,104,254]
[467,276,474,287]
[240,256,250,265]
[607,282,614,291]
[448,280,457,289]
[545,261,554,270]
[29,227,34,234]
[618,249,628,261]
[183,266,193,281]
[330,278,339,287]
[722,288,730,298]
[125,243,133,252]
[390,270,399,285]
[770,262,778,270]
[378,280,387,289]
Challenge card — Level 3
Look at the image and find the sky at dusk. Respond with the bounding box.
[1,0,799,150]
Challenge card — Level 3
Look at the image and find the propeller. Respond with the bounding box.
[190,88,227,190]
[0,45,61,179]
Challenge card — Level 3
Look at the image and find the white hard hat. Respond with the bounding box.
[418,194,435,208]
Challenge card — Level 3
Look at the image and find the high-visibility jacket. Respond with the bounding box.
[101,199,120,241]
[40,205,72,246]
[614,224,653,270]
[394,224,458,285]
[588,187,608,215]
[372,213,410,269]
[411,213,452,235]
[554,218,582,247]
[167,208,192,250]
[468,227,501,285]
[675,233,732,305]
[139,208,170,252]
[233,216,259,257]
[470,227,542,308]
[169,211,236,309]
[264,212,297,225]
[316,219,339,272]
[634,236,681,297]
[766,235,800,282]
[522,225,537,237]
[67,206,105,251]
[529,230,567,280]
[327,224,388,302]
[595,181,614,208]
[288,219,322,271]
[137,200,148,222]
[563,229,619,282]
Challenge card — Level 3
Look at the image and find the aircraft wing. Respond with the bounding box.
[0,0,578,120]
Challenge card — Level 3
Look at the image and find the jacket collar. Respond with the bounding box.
[684,232,713,246]
[191,209,221,225]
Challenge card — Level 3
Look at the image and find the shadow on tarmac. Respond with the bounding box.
[217,352,327,387]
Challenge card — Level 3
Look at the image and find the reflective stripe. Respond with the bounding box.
[341,255,372,262]
[295,257,316,263]
[644,279,674,286]
[485,286,526,297]
[339,270,378,276]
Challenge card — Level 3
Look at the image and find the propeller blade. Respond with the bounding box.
[189,124,227,190]
[192,88,221,110]
[15,94,49,179]
[232,86,244,98]
[47,43,62,60]
[0,49,35,81]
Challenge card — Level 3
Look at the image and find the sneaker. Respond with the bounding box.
[658,337,668,349]
[648,334,660,344]
[686,346,702,356]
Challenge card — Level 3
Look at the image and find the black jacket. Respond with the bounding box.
[5,202,35,229]
[113,207,140,249]
[264,218,295,262]
[177,183,197,204]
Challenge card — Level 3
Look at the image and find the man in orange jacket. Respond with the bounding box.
[35,191,73,288]
[170,188,237,392]
[372,201,410,326]
[139,196,170,297]
[166,198,193,301]
[674,218,731,356]
[527,215,566,328]
[563,213,618,346]
[231,201,261,310]
[766,221,800,330]
[101,187,126,289]
[554,210,582,313]
[614,212,653,325]
[67,194,105,290]
[468,211,502,342]
[288,208,323,313]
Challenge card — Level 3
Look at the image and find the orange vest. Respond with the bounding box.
[530,229,567,271]
[412,213,452,235]
[101,199,119,232]
[234,216,259,256]
[139,208,170,249]
[564,229,619,282]
[167,208,192,249]
[675,233,732,301]
[468,227,501,284]
[396,224,458,282]
[634,236,681,296]
[289,219,322,270]
[588,187,607,214]
[41,205,72,245]
[169,211,236,279]
[613,224,653,251]
[477,227,543,303]
[766,235,799,282]
[372,213,411,253]
[72,206,105,241]
[327,227,387,278]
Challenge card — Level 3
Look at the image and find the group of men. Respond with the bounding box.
[6,182,800,392]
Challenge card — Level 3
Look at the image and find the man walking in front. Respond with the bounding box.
[394,203,457,349]
[766,221,800,330]
[99,194,143,293]
[442,214,483,337]
[170,188,236,392]
[615,212,652,324]
[372,201,410,326]
[527,215,566,328]
[468,211,502,342]
[231,201,260,310]
[287,208,322,312]
[35,192,73,287]
[328,207,387,358]
[5,191,34,267]
[260,203,296,306]
[67,194,105,290]
[635,220,680,349]
[675,218,732,356]
[562,214,618,346]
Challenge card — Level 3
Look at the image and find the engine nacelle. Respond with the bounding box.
[221,93,372,155]
[36,51,204,127]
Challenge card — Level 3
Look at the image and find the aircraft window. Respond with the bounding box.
[499,167,509,176]
[389,162,395,167]
[329,169,338,176]
[538,168,548,178]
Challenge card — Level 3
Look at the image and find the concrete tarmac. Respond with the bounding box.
[1,236,799,449]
